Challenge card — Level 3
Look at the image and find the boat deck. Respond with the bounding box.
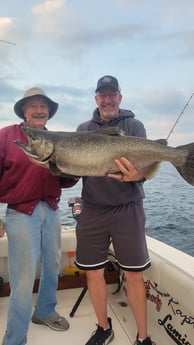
[0,285,137,345]
[1,233,194,344]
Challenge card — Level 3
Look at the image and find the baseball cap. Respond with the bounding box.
[95,75,121,92]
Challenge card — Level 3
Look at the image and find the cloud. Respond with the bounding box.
[0,17,15,38]
[143,87,186,115]
[30,0,151,61]
[0,17,17,61]
[1,0,194,147]
[32,0,76,37]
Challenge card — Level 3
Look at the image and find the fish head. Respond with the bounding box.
[14,126,54,163]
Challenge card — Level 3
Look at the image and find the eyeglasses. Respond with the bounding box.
[97,92,119,99]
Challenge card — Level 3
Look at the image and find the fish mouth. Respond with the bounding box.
[14,140,54,163]
[32,152,53,163]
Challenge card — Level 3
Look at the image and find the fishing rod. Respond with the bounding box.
[0,39,16,45]
[166,92,194,140]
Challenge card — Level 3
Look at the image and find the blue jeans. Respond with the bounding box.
[2,201,61,345]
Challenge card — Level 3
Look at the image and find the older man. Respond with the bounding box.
[0,87,77,345]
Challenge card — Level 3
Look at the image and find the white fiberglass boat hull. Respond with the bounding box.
[0,227,193,345]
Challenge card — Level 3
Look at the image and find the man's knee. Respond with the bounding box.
[124,270,143,284]
[86,268,105,282]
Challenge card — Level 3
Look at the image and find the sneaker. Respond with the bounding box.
[134,334,156,345]
[85,317,114,345]
[31,309,69,331]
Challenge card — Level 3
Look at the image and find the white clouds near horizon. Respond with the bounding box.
[0,0,194,146]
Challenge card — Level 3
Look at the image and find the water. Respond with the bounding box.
[143,163,194,257]
[0,163,194,257]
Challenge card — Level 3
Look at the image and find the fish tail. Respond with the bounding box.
[174,143,194,186]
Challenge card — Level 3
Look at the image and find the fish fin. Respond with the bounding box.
[155,139,168,146]
[142,162,161,179]
[92,127,123,136]
[174,143,194,186]
[59,173,81,178]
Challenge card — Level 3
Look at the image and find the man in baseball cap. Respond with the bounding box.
[75,76,155,345]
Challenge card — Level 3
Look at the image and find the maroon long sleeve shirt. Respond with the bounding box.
[0,123,77,215]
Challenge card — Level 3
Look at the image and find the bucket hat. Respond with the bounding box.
[14,87,58,119]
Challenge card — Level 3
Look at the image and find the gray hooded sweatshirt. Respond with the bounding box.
[76,108,146,207]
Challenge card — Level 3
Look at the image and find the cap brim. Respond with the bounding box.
[95,85,119,92]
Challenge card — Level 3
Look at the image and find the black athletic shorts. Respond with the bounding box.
[75,202,151,272]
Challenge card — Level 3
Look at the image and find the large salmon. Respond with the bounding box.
[15,126,194,186]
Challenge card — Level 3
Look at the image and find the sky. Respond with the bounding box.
[1,0,194,146]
